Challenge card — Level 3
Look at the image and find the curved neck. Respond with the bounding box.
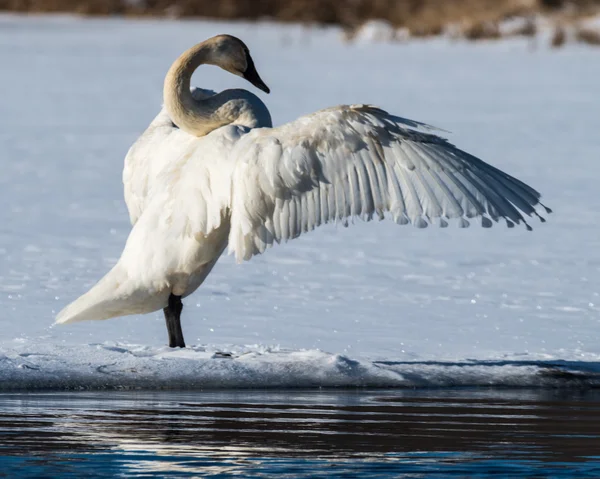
[163,42,231,137]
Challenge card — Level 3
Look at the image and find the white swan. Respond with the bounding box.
[56,34,550,348]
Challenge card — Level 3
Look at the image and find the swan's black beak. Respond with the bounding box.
[243,54,270,94]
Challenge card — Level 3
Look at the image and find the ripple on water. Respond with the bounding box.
[1,389,600,477]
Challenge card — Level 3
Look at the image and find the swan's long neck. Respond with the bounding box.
[163,43,229,137]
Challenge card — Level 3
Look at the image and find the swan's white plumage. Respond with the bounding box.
[56,103,547,325]
[123,88,217,225]
[228,104,546,262]
[56,123,245,324]
[56,36,548,328]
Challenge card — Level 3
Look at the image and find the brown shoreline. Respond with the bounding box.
[2,0,600,46]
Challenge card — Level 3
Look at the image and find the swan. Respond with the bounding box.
[56,34,550,348]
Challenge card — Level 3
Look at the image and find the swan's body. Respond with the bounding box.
[56,35,550,347]
[122,87,271,224]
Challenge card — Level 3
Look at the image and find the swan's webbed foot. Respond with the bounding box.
[164,294,185,348]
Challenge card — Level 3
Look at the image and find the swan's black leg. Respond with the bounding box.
[164,294,185,348]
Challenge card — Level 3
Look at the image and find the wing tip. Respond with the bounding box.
[410,200,551,231]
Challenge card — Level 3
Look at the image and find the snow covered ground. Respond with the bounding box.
[1,15,599,389]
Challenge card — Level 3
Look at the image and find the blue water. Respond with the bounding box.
[1,390,600,478]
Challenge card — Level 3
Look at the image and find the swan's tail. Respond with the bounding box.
[55,264,166,325]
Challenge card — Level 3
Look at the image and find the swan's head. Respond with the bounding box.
[207,35,270,94]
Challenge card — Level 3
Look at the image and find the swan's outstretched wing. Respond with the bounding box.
[228,104,550,262]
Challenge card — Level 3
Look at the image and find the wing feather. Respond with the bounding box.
[229,105,548,262]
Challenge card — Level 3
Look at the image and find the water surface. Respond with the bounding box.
[1,389,600,477]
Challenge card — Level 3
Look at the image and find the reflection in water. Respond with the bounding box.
[1,389,600,477]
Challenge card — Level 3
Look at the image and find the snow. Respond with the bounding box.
[3,343,600,390]
[1,14,600,389]
[350,20,399,43]
[580,14,600,30]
